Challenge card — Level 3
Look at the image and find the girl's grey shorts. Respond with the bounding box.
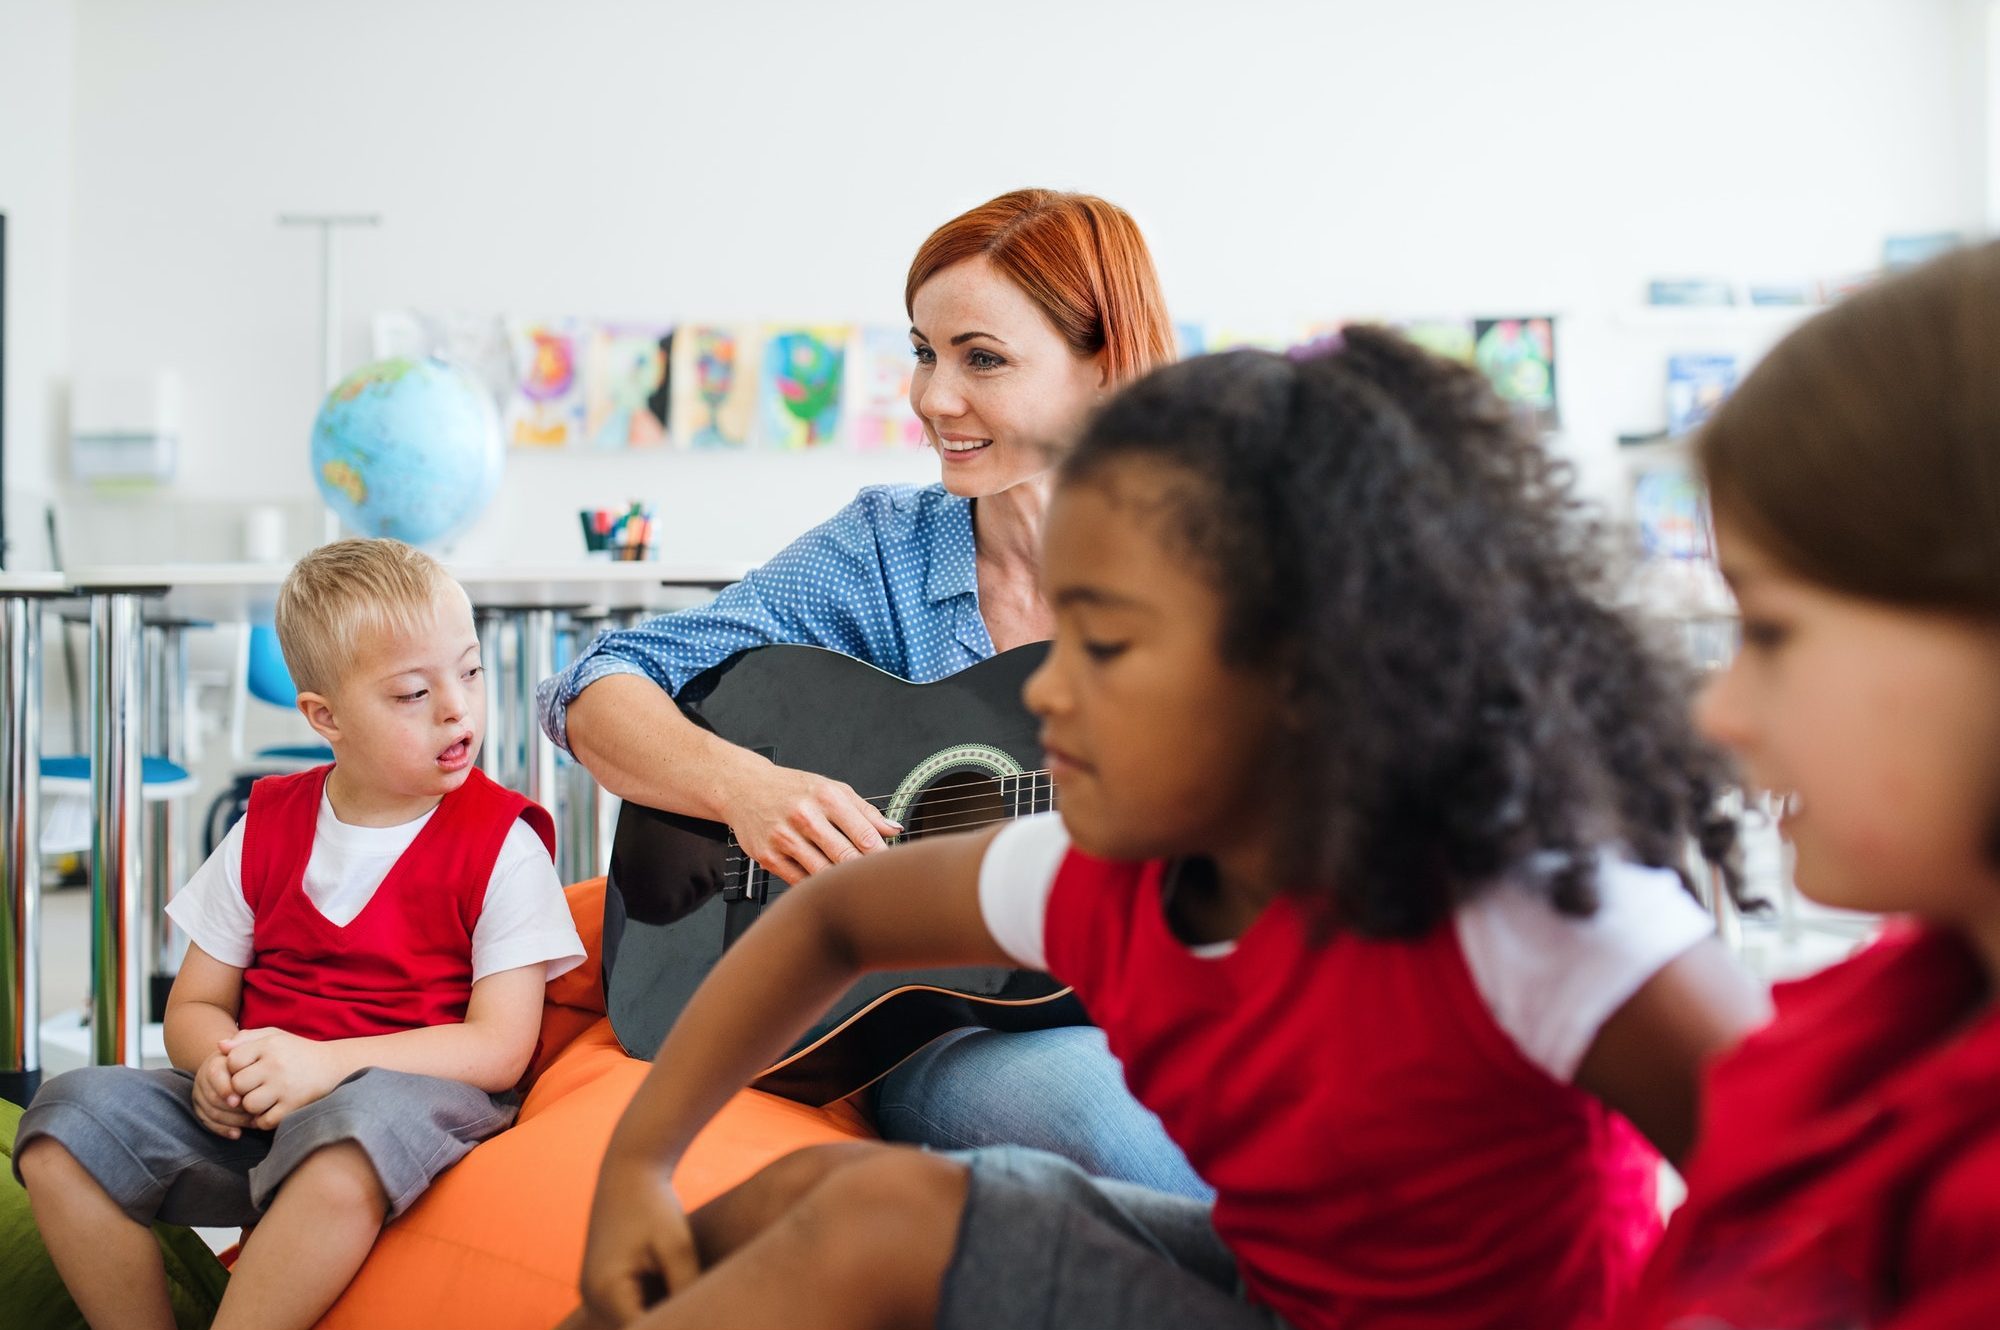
[939,1146,1292,1330]
[13,1063,517,1225]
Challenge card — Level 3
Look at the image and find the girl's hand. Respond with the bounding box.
[578,1155,699,1326]
[221,1028,343,1129]
[190,1047,255,1138]
[726,761,902,885]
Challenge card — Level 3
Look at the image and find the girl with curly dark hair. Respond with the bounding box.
[1620,240,2000,1328]
[565,334,1767,1330]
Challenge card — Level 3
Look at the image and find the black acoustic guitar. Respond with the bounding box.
[601,642,1087,1105]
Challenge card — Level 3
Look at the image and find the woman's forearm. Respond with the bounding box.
[564,673,767,819]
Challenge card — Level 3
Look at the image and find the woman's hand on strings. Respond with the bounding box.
[727,762,902,884]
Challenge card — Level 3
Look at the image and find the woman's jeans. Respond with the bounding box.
[871,1026,1212,1201]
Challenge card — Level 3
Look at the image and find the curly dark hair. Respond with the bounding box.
[1062,329,1746,937]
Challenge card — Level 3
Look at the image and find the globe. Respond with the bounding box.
[310,356,504,548]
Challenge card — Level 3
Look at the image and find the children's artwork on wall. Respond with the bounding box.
[843,326,926,452]
[759,326,849,450]
[669,325,762,450]
[1665,352,1738,438]
[1205,327,1301,353]
[1174,323,1208,359]
[1631,463,1713,561]
[1396,318,1477,365]
[505,317,585,449]
[584,323,672,450]
[1473,316,1559,432]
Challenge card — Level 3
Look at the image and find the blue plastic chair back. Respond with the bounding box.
[247,624,299,710]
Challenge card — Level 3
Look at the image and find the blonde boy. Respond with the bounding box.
[16,539,583,1330]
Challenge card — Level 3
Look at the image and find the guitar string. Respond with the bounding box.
[720,805,1057,873]
[714,770,1061,870]
[716,774,1057,841]
[831,768,1056,815]
[713,774,1059,831]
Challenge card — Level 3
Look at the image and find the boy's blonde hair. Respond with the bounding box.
[276,538,461,697]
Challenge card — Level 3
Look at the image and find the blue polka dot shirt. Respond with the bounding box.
[536,483,994,754]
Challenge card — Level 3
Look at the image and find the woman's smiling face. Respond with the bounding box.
[908,257,1108,499]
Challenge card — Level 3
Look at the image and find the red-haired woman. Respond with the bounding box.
[537,190,1202,1196]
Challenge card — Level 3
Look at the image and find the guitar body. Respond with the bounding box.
[602,642,1085,1104]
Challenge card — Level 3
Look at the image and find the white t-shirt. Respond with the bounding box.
[166,793,586,986]
[978,812,1715,1084]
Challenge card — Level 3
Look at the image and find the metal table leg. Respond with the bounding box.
[475,608,512,787]
[143,622,190,1019]
[90,592,145,1067]
[1,597,44,1102]
[519,609,559,816]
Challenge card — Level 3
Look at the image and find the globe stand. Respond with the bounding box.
[279,212,381,543]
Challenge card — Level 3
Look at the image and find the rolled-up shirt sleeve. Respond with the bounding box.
[535,487,938,755]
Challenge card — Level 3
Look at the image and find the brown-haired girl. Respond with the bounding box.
[1620,240,2000,1326]
[569,336,1766,1330]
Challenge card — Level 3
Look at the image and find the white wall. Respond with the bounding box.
[0,0,75,571]
[48,0,1989,568]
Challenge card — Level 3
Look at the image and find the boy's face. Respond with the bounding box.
[300,587,486,809]
[1025,465,1285,887]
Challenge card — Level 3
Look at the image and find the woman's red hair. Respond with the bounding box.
[905,189,1174,384]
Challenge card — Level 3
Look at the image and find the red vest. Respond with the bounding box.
[1044,851,1662,1330]
[235,765,555,1042]
[1617,924,2000,1329]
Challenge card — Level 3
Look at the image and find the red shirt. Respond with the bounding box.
[1618,925,2000,1330]
[1043,850,1662,1330]
[234,765,555,1041]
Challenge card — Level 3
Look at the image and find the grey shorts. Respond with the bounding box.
[12,1064,517,1226]
[938,1146,1292,1330]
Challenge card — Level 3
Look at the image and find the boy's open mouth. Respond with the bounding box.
[437,735,474,770]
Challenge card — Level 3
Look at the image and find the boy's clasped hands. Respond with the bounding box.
[190,1028,344,1138]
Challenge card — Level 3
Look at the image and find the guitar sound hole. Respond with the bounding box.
[905,769,1008,840]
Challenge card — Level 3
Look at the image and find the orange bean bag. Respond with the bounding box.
[313,878,875,1330]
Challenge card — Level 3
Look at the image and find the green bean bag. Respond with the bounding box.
[1,1093,230,1330]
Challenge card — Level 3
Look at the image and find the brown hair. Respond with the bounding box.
[1700,240,2000,616]
[276,538,462,696]
[904,189,1175,384]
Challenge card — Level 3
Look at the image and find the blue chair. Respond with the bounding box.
[234,623,334,768]
[204,624,333,856]
[39,755,199,855]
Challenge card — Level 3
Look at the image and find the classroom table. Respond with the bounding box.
[63,561,743,1066]
[0,573,69,1102]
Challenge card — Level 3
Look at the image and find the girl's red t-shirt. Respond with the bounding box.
[1042,848,1663,1330]
[1618,924,2000,1330]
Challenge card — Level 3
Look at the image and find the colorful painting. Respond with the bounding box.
[584,323,672,450]
[668,325,762,450]
[504,317,585,449]
[759,325,849,450]
[1205,327,1300,353]
[1473,316,1559,432]
[1631,463,1712,562]
[1397,318,1477,365]
[1665,352,1738,438]
[842,327,927,452]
